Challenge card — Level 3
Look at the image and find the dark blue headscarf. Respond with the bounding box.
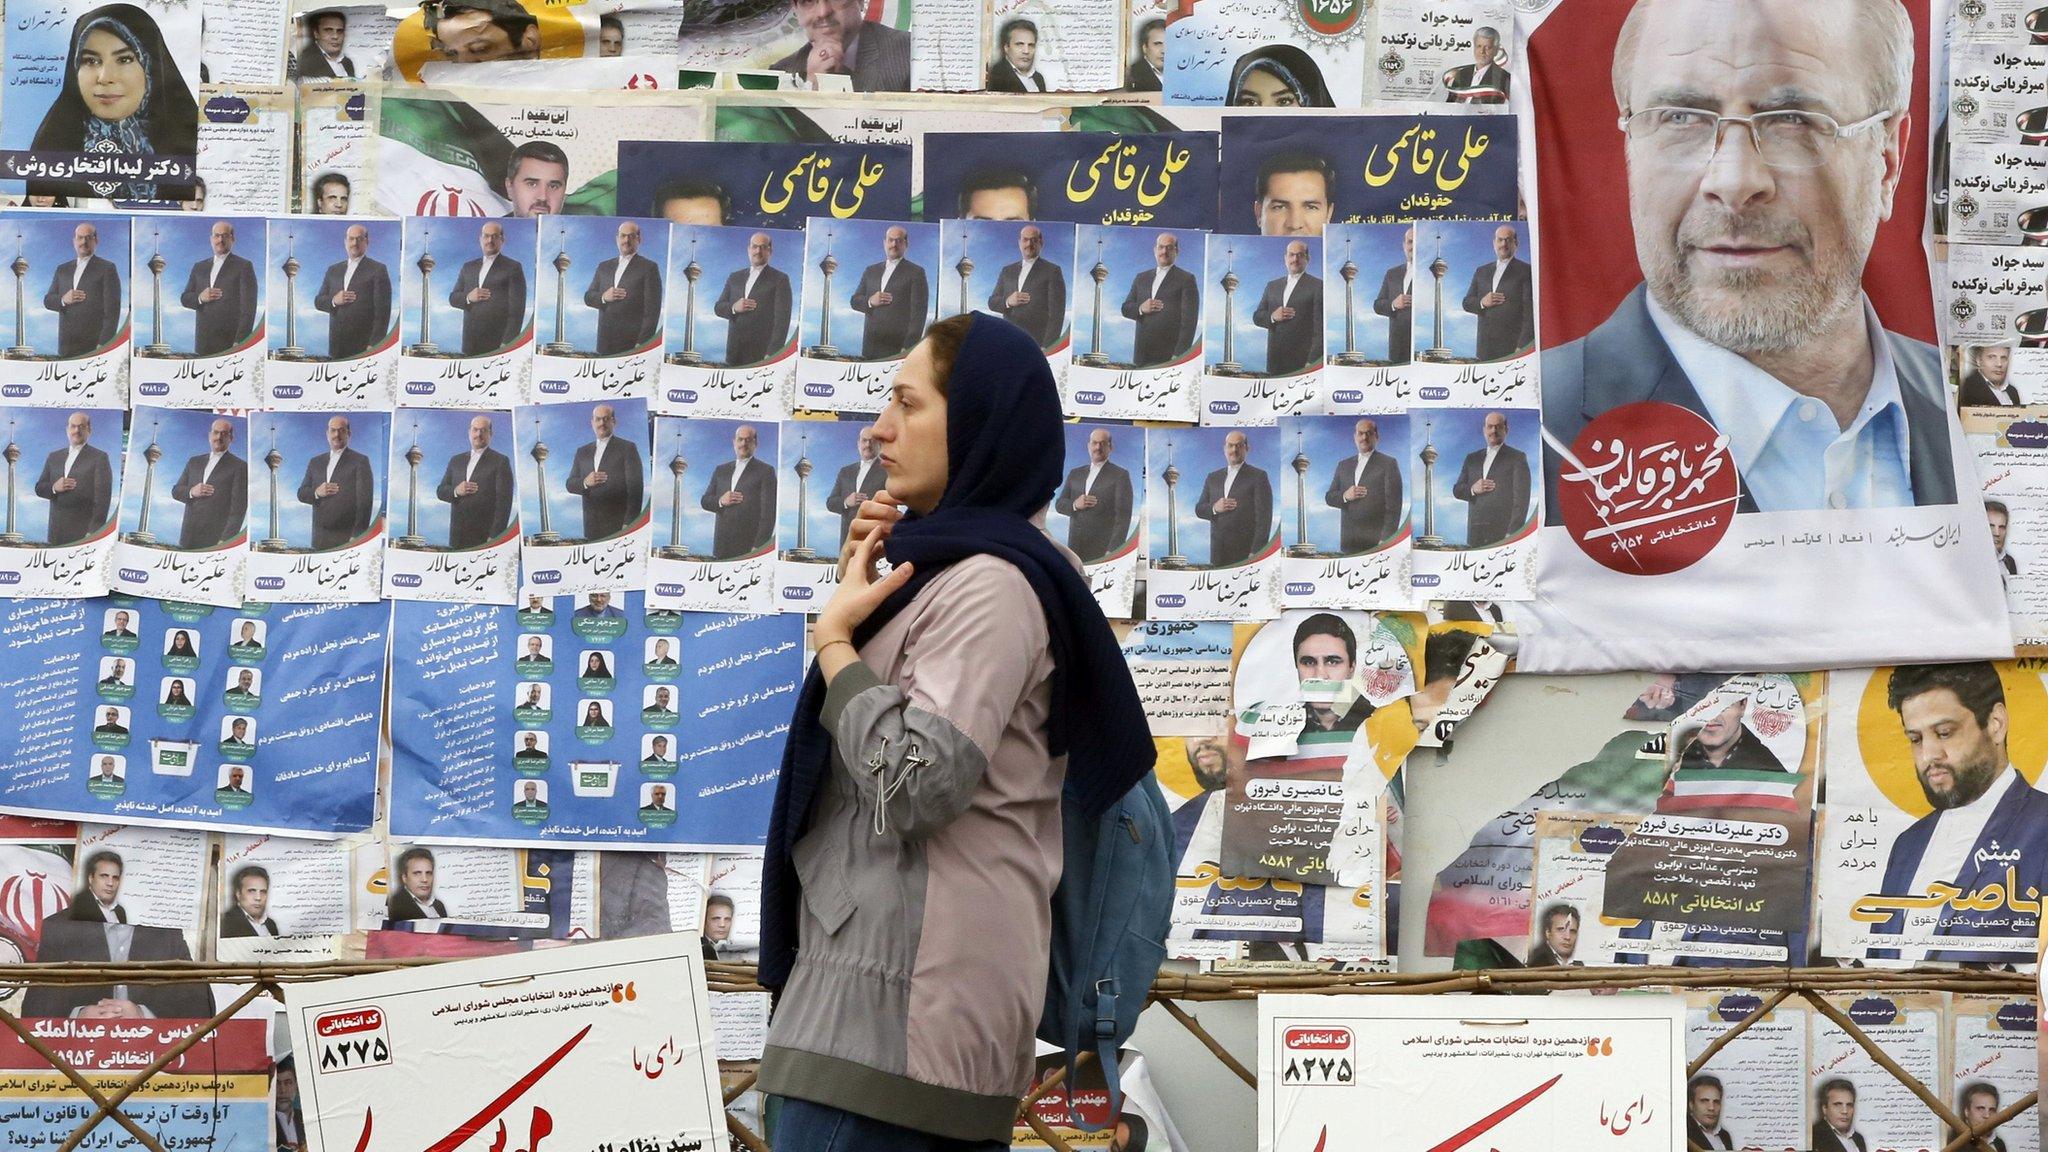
[759,312,1155,991]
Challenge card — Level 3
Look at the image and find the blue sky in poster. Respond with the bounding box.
[246,410,390,551]
[132,215,266,355]
[400,215,537,353]
[0,213,129,355]
[265,217,401,361]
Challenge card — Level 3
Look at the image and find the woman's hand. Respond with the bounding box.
[837,489,904,578]
[815,531,915,656]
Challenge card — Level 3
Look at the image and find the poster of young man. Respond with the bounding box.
[1683,991,1811,1152]
[658,224,802,420]
[245,409,390,602]
[938,218,1075,383]
[532,216,667,403]
[1806,993,1943,1152]
[396,215,536,409]
[1373,1,1514,104]
[646,416,779,613]
[1144,424,1283,620]
[265,215,400,408]
[300,84,370,217]
[613,140,912,230]
[0,595,386,836]
[383,407,522,604]
[0,1,202,205]
[0,1018,268,1142]
[1202,234,1324,423]
[1257,996,1685,1152]
[214,832,360,962]
[795,216,935,413]
[922,131,1221,231]
[1948,994,2040,1152]
[514,397,650,596]
[109,406,249,606]
[1047,421,1142,618]
[291,6,399,83]
[1163,0,1369,109]
[1274,414,1415,610]
[773,417,875,609]
[1217,114,1521,238]
[1519,0,2010,672]
[130,214,265,407]
[1947,245,2048,407]
[1819,662,2048,965]
[1320,222,1414,414]
[1065,225,1203,424]
[978,5,1119,94]
[0,405,122,597]
[388,594,798,849]
[0,212,131,406]
[1966,410,2048,647]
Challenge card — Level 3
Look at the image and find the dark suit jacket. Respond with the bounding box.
[295,447,376,550]
[1253,272,1324,375]
[296,47,355,79]
[1687,1120,1733,1150]
[1121,264,1199,368]
[436,447,515,549]
[1870,772,2048,962]
[771,20,911,91]
[34,442,112,546]
[1538,285,1959,517]
[1452,444,1530,547]
[828,459,887,543]
[713,264,793,366]
[314,257,392,360]
[1125,57,1162,92]
[567,436,645,540]
[699,457,777,559]
[1372,263,1412,362]
[1054,460,1133,563]
[584,254,662,356]
[851,259,929,360]
[1444,62,1510,104]
[990,258,1067,350]
[386,890,448,921]
[218,911,280,938]
[450,254,527,357]
[1195,464,1273,566]
[985,63,1048,92]
[1460,257,1534,361]
[43,256,122,358]
[1960,370,2020,407]
[2004,551,2020,575]
[171,450,249,549]
[1325,452,1402,553]
[180,253,259,356]
[21,916,213,1018]
[1811,1124,1866,1152]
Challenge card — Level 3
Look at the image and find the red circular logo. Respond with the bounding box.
[1554,402,1739,575]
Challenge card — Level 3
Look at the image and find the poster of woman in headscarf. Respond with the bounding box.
[1,1,201,205]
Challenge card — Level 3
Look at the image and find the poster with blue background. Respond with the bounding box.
[921,131,1219,230]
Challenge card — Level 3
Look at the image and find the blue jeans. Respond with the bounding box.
[772,1098,1009,1152]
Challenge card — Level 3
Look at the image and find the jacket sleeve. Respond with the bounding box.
[223,462,248,542]
[179,263,205,312]
[1372,267,1397,318]
[699,465,724,514]
[1325,459,1349,510]
[1461,265,1487,316]
[350,455,374,533]
[818,558,1048,839]
[1174,274,1199,353]
[1194,472,1218,521]
[1119,273,1146,321]
[768,273,792,351]
[370,266,392,344]
[1508,449,1531,528]
[295,456,322,506]
[1107,467,1132,546]
[435,455,461,503]
[233,260,257,343]
[1252,280,1279,330]
[1053,468,1079,516]
[314,267,337,314]
[583,264,607,310]
[504,262,528,348]
[488,455,514,534]
[1451,454,1477,502]
[95,263,120,346]
[32,453,58,501]
[850,266,874,313]
[635,262,662,345]
[43,267,64,314]
[449,263,475,311]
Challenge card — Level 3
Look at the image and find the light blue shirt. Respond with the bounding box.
[1646,294,1912,512]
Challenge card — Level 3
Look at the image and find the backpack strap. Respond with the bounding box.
[1062,804,1128,1132]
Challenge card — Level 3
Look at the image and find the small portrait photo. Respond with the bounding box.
[1526,902,1584,968]
[219,862,283,940]
[1126,13,1165,92]
[512,729,550,773]
[4,406,122,547]
[1324,223,1413,367]
[117,408,249,554]
[637,781,676,824]
[157,675,196,710]
[215,761,255,806]
[640,732,677,776]
[92,704,132,740]
[391,408,519,553]
[162,626,201,664]
[518,592,555,624]
[1441,22,1510,105]
[514,633,554,675]
[509,778,550,822]
[1047,422,1140,566]
[663,224,800,369]
[1284,414,1412,558]
[1988,499,2024,579]
[131,215,265,361]
[228,617,267,658]
[1227,45,1334,108]
[569,590,632,646]
[1413,409,1538,551]
[249,410,391,553]
[534,215,668,359]
[296,8,360,80]
[386,844,447,921]
[800,217,938,365]
[307,170,352,216]
[936,218,1074,354]
[222,666,263,708]
[641,684,679,726]
[576,697,614,731]
[1957,344,2027,408]
[97,656,135,688]
[1230,608,1417,745]
[84,753,126,796]
[218,716,258,760]
[577,648,617,689]
[1204,233,1324,379]
[1411,220,1533,365]
[266,217,401,363]
[0,215,132,359]
[1070,225,1201,371]
[650,416,780,562]
[101,606,140,643]
[513,681,553,718]
[1145,425,1282,570]
[644,634,681,672]
[401,215,537,361]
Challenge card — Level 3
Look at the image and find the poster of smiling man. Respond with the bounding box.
[0,404,123,597]
[0,212,131,406]
[130,214,265,407]
[1519,0,2010,672]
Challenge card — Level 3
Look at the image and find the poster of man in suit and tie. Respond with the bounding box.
[516,397,651,596]
[938,218,1075,378]
[1047,422,1141,617]
[1315,223,1414,417]
[265,217,400,408]
[1203,234,1324,421]
[384,408,521,603]
[534,216,667,401]
[0,215,129,406]
[130,216,265,407]
[1678,994,1812,1152]
[773,418,879,608]
[797,218,936,413]
[1063,225,1204,423]
[1371,2,1512,102]
[1807,997,1945,1152]
[245,410,390,602]
[396,216,535,408]
[0,405,122,597]
[975,9,1118,94]
[1145,425,1283,620]
[658,224,801,421]
[111,406,249,607]
[647,416,779,613]
[1270,414,1414,610]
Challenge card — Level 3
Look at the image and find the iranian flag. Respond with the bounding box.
[374,97,514,217]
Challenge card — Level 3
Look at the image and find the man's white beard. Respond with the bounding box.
[1642,201,1876,355]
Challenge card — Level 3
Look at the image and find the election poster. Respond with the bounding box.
[1682,990,1811,1152]
[1276,413,1416,610]
[395,215,537,410]
[514,397,650,596]
[299,83,371,218]
[0,211,132,408]
[130,213,267,407]
[0,595,387,837]
[195,85,297,216]
[1519,0,2012,672]
[796,216,938,414]
[387,593,797,850]
[382,407,523,605]
[922,130,1220,230]
[1806,993,1944,1152]
[613,139,913,228]
[1257,994,1686,1152]
[1124,621,1233,738]
[1163,0,1371,110]
[264,215,401,409]
[1373,0,1515,106]
[1947,993,2039,1152]
[109,405,250,607]
[1216,113,1520,236]
[1946,245,2048,408]
[773,416,874,610]
[646,417,780,615]
[1965,409,2048,648]
[1048,421,1142,619]
[1819,661,2048,965]
[215,831,368,962]
[1321,221,1415,413]
[0,404,122,598]
[938,217,1076,386]
[1201,233,1324,424]
[1144,424,1283,621]
[243,409,389,604]
[1064,224,1204,424]
[286,935,725,1152]
[658,223,802,420]
[0,1018,272,1149]
[533,216,668,403]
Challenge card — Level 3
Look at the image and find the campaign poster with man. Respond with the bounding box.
[1144,424,1284,621]
[245,409,390,603]
[0,212,131,407]
[532,215,669,403]
[658,224,803,421]
[265,215,401,409]
[795,217,937,414]
[130,214,265,407]
[1518,0,2011,672]
[0,404,123,597]
[396,215,536,409]
[646,416,780,614]
[383,407,522,604]
[514,397,651,596]
[109,406,249,606]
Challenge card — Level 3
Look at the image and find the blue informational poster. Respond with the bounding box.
[387,591,799,849]
[0,594,388,836]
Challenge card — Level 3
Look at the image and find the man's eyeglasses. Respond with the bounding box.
[1617,106,1893,171]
